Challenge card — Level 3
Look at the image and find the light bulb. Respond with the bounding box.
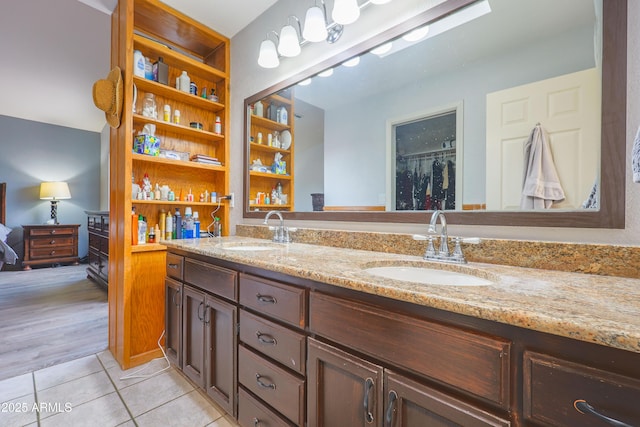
[298,78,312,86]
[278,25,301,57]
[258,39,279,68]
[303,6,328,42]
[332,0,360,25]
[402,25,430,42]
[318,68,334,77]
[370,42,392,56]
[343,56,360,67]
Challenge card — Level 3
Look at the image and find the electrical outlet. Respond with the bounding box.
[229,192,234,208]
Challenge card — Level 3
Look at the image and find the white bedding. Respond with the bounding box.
[0,223,18,268]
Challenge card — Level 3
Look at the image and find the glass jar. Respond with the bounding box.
[142,93,157,119]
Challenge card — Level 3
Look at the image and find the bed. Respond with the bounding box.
[0,183,19,269]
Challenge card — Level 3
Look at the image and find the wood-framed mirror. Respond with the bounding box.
[244,0,626,228]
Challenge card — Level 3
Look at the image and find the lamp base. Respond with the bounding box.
[50,200,59,225]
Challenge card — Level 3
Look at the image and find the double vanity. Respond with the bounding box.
[162,234,640,427]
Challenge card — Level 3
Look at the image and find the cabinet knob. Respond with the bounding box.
[50,251,56,255]
[50,240,56,244]
[50,230,56,234]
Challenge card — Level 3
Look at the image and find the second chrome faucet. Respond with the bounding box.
[413,210,479,264]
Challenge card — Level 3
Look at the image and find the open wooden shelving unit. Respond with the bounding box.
[109,0,230,369]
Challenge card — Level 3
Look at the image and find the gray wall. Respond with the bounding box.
[0,115,101,265]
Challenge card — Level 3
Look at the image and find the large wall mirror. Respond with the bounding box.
[244,0,626,228]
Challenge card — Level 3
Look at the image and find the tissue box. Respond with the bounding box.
[134,135,160,156]
[272,160,287,175]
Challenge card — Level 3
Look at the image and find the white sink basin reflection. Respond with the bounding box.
[363,266,494,286]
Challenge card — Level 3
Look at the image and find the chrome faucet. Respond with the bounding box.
[428,210,449,257]
[263,210,291,243]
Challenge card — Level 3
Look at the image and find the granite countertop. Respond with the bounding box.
[163,236,640,354]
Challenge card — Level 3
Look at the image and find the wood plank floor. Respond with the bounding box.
[0,265,108,381]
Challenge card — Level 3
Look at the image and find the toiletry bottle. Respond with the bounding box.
[193,212,200,237]
[159,209,166,238]
[165,210,173,240]
[276,181,283,198]
[153,57,168,85]
[183,207,194,238]
[133,50,145,78]
[138,215,147,245]
[178,71,190,93]
[174,208,182,239]
[254,101,263,117]
[163,105,170,122]
[271,186,278,204]
[144,57,153,80]
[173,109,180,125]
[131,207,138,245]
[214,116,222,134]
[279,106,288,125]
[148,226,156,243]
[213,217,221,237]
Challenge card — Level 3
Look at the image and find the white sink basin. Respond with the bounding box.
[363,266,494,286]
[221,245,277,252]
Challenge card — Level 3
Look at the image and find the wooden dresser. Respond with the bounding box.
[22,224,80,270]
[86,211,109,288]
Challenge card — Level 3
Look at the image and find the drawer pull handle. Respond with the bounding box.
[197,301,205,322]
[50,230,56,234]
[364,377,375,424]
[168,263,179,269]
[385,390,397,427]
[253,418,261,427]
[256,373,276,390]
[50,251,56,255]
[256,331,277,345]
[172,289,181,307]
[574,400,633,427]
[256,294,277,304]
[50,240,56,244]
[203,305,210,325]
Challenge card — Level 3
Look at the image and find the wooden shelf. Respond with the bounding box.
[268,94,292,105]
[131,242,167,253]
[133,76,224,112]
[132,153,225,171]
[249,171,292,180]
[251,115,290,132]
[132,199,228,208]
[133,113,224,142]
[249,142,291,154]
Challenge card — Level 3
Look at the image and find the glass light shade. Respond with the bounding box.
[332,0,360,25]
[343,56,360,67]
[370,42,392,56]
[39,181,71,200]
[298,78,312,86]
[258,39,279,68]
[370,0,392,3]
[278,25,301,57]
[303,6,328,42]
[402,25,430,42]
[318,68,334,77]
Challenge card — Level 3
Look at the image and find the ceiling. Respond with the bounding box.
[0,0,276,133]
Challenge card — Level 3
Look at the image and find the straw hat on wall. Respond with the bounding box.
[93,66,123,128]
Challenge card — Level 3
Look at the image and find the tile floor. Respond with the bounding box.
[0,350,240,427]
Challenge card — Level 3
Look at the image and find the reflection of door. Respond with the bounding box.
[486,68,600,210]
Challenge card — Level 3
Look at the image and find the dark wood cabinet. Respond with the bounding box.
[22,224,80,270]
[182,285,206,387]
[86,211,108,287]
[165,277,182,367]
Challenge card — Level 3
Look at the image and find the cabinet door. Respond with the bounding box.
[204,295,237,417]
[384,371,510,427]
[165,278,182,367]
[182,285,206,387]
[307,338,384,427]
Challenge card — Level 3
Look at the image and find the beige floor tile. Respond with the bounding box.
[0,372,33,402]
[206,414,240,427]
[36,370,115,419]
[34,354,102,391]
[118,368,194,417]
[105,357,171,390]
[40,392,131,427]
[96,350,119,370]
[116,421,136,427]
[135,389,223,427]
[0,393,37,426]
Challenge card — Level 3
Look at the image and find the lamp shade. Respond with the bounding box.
[258,39,280,68]
[332,0,360,25]
[278,25,301,57]
[303,6,328,42]
[39,182,71,200]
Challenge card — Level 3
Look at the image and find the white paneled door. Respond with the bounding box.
[485,68,601,210]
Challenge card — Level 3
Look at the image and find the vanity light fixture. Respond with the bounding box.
[332,0,360,25]
[258,31,280,68]
[371,42,393,56]
[402,25,430,42]
[370,0,393,3]
[298,78,312,86]
[278,16,302,57]
[303,1,328,42]
[318,68,334,77]
[342,56,360,67]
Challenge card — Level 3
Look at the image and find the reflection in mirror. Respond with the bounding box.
[244,0,626,228]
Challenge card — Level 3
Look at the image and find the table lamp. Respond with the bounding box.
[39,181,71,224]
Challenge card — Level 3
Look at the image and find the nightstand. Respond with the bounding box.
[22,224,80,270]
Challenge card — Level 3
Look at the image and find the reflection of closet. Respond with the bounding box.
[248,89,295,211]
[396,149,456,211]
[110,0,230,369]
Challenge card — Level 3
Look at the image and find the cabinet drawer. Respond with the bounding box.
[29,227,75,237]
[238,388,294,427]
[523,351,640,426]
[239,274,306,329]
[238,346,305,426]
[309,292,511,408]
[166,253,184,281]
[31,237,74,248]
[30,246,75,259]
[240,309,306,375]
[184,258,237,301]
